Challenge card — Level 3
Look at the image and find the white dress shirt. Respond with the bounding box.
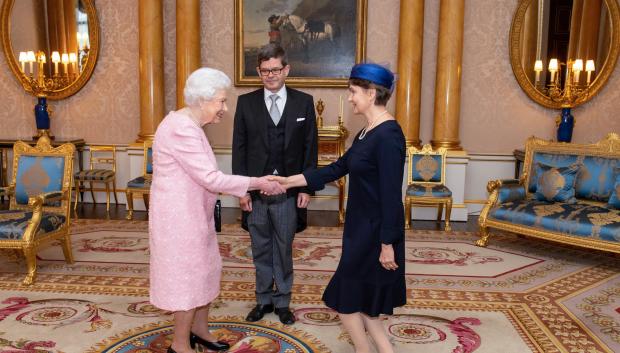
[264,85,287,114]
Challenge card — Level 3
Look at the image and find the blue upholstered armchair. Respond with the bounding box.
[125,140,152,220]
[0,137,75,285]
[404,144,453,231]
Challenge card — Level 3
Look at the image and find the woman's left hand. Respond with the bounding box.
[379,244,398,271]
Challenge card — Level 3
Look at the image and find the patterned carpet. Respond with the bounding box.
[1,219,620,352]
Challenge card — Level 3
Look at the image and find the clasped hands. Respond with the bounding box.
[254,175,293,196]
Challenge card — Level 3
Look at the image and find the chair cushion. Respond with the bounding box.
[411,154,442,182]
[127,176,151,189]
[489,199,620,242]
[497,183,526,204]
[575,156,619,201]
[527,152,620,202]
[406,184,452,198]
[15,155,65,205]
[74,169,115,181]
[608,170,620,209]
[146,148,153,174]
[533,162,580,203]
[528,152,579,193]
[0,210,66,240]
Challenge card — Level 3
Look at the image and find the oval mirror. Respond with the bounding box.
[510,0,620,109]
[0,0,99,100]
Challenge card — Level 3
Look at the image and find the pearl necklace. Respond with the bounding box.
[358,110,389,140]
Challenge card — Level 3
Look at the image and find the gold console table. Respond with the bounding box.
[315,99,348,224]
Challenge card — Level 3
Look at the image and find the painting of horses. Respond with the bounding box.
[234,0,367,87]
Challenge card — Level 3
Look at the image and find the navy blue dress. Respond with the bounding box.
[303,120,406,316]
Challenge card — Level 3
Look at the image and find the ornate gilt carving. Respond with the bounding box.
[509,0,620,109]
[0,0,100,100]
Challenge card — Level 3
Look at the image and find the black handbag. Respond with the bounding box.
[214,199,222,232]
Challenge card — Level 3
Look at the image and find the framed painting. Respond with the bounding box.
[234,0,367,87]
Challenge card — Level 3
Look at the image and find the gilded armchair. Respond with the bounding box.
[0,136,75,285]
[125,140,152,220]
[404,144,453,231]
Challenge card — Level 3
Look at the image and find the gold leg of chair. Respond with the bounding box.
[338,178,345,224]
[143,193,150,210]
[89,181,96,204]
[476,225,491,247]
[444,198,452,232]
[73,180,81,212]
[404,198,411,230]
[436,203,444,224]
[22,247,37,286]
[105,182,111,214]
[61,233,75,264]
[126,190,134,220]
[112,179,119,205]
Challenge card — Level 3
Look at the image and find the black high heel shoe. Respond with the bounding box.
[189,331,230,351]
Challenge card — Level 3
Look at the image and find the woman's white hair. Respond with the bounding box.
[183,67,231,106]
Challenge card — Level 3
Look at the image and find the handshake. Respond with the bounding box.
[243,174,308,211]
[250,174,307,195]
[253,175,295,195]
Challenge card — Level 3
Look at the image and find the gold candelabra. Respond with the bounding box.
[18,50,81,96]
[534,58,595,108]
[315,97,345,130]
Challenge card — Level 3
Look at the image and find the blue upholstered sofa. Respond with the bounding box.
[476,134,620,253]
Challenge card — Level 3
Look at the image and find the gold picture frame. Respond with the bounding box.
[234,0,367,88]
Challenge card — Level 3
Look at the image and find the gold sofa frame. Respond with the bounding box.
[405,144,453,231]
[125,140,152,220]
[476,133,620,253]
[0,137,75,285]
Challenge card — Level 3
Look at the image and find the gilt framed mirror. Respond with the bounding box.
[509,0,620,109]
[0,0,100,100]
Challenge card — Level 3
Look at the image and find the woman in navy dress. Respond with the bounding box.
[276,63,405,353]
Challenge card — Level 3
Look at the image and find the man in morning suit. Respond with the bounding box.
[232,44,318,325]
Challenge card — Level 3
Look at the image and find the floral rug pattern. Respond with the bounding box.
[0,219,619,352]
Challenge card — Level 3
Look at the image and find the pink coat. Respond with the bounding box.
[149,112,250,311]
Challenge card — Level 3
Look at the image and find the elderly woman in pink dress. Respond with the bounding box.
[149,67,284,353]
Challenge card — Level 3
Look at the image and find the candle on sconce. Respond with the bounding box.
[534,60,543,82]
[548,58,558,83]
[82,32,89,49]
[51,51,60,75]
[573,59,583,83]
[26,51,35,74]
[339,95,344,118]
[18,51,26,72]
[61,53,69,74]
[586,60,595,84]
[69,53,77,73]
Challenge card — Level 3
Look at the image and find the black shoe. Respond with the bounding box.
[189,331,230,351]
[245,303,274,322]
[166,347,177,353]
[275,307,295,325]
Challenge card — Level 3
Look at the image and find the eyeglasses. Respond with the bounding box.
[258,67,284,76]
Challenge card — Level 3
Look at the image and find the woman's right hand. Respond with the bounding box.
[268,174,308,189]
[254,176,286,195]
